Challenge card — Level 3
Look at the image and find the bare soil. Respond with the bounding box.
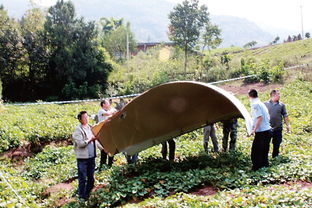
[218,81,283,96]
[0,139,72,163]
[190,186,218,196]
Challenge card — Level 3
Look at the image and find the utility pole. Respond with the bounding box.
[126,30,130,61]
[300,5,304,43]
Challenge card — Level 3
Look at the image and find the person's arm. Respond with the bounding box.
[251,116,263,135]
[86,135,97,144]
[102,108,117,117]
[73,128,88,148]
[284,116,290,133]
[281,104,290,133]
[95,140,104,151]
[73,128,97,147]
[102,111,112,116]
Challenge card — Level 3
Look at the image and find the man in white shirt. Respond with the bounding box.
[98,100,116,122]
[248,89,271,171]
[97,100,116,169]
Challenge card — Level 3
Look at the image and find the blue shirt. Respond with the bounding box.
[250,98,271,132]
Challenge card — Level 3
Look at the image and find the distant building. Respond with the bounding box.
[132,42,175,56]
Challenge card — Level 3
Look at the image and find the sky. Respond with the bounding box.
[5,0,312,32]
[169,0,311,31]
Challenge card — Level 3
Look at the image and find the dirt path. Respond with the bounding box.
[191,186,218,196]
[190,181,312,196]
[218,81,283,96]
[43,183,74,207]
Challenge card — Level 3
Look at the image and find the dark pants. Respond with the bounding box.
[203,125,219,152]
[272,129,282,158]
[222,119,238,151]
[161,139,175,161]
[125,153,139,164]
[100,150,114,169]
[77,157,95,199]
[251,130,271,171]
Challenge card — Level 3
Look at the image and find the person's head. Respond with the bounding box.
[270,89,280,102]
[248,89,258,99]
[100,99,110,109]
[77,111,88,125]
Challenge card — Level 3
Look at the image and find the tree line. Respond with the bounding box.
[0,0,221,102]
[0,0,136,102]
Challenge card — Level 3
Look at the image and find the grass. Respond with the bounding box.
[0,78,311,207]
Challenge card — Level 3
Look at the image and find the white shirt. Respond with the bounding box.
[98,108,108,123]
[250,98,271,132]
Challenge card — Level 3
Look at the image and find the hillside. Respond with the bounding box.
[2,0,274,46]
[225,38,312,67]
[106,37,312,97]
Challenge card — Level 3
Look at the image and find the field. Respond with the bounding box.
[0,78,311,207]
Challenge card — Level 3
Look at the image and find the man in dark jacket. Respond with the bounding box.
[264,90,290,158]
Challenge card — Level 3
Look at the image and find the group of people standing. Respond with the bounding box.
[249,89,289,171]
[72,98,138,200]
[72,89,289,200]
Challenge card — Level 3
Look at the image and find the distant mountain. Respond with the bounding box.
[72,0,174,42]
[211,15,274,47]
[1,0,277,47]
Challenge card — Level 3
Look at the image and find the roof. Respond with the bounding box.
[92,81,252,155]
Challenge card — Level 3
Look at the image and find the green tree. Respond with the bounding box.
[220,53,231,70]
[43,0,77,98]
[292,35,297,41]
[168,0,209,71]
[20,7,48,100]
[272,36,280,44]
[44,0,112,100]
[201,22,222,52]
[0,6,26,101]
[98,17,124,34]
[99,18,136,61]
[243,41,257,49]
[0,78,2,100]
[305,32,310,39]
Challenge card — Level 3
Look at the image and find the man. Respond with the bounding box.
[264,90,290,158]
[203,124,219,153]
[161,139,175,161]
[248,89,271,171]
[221,118,238,152]
[98,100,116,123]
[72,111,97,200]
[98,100,116,169]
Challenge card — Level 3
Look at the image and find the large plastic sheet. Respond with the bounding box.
[92,81,252,155]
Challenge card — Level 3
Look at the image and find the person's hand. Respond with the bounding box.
[249,129,255,137]
[87,136,97,143]
[286,125,290,133]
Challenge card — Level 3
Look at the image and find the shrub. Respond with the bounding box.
[0,79,2,101]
